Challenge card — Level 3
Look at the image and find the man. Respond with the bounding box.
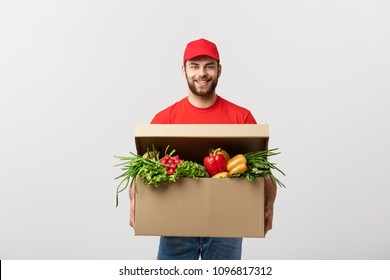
[130,38,277,260]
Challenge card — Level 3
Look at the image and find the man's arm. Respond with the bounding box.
[264,176,277,235]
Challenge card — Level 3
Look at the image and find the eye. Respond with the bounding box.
[190,65,199,70]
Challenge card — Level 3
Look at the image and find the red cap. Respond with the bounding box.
[183,38,220,64]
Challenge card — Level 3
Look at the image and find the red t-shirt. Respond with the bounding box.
[151,95,257,124]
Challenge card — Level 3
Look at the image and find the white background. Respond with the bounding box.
[1,0,389,260]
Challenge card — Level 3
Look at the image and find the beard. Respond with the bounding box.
[185,73,219,97]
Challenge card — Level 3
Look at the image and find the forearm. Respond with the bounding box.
[264,176,277,206]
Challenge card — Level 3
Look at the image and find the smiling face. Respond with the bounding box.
[183,56,221,97]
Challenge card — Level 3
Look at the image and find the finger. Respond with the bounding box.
[130,217,134,228]
[130,202,135,228]
[130,206,135,227]
[130,204,135,228]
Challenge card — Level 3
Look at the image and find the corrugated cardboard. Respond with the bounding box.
[135,178,265,238]
[134,124,269,238]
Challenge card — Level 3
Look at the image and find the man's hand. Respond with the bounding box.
[264,176,277,235]
[129,184,135,228]
[264,201,274,235]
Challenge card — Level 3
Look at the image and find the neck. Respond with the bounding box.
[187,92,218,108]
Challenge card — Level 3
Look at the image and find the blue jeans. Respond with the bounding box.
[157,236,243,260]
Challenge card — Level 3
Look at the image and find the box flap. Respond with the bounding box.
[135,124,269,163]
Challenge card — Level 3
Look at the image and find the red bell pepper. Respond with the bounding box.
[203,148,227,176]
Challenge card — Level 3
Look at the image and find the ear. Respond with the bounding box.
[218,64,222,77]
[181,65,186,76]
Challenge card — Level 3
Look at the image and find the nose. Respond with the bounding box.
[197,67,207,77]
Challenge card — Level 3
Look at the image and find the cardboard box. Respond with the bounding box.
[134,124,269,238]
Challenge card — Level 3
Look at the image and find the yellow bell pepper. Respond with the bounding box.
[226,154,248,175]
[212,171,230,178]
[217,149,230,161]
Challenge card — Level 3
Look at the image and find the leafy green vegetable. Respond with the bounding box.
[138,163,169,186]
[174,161,206,179]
